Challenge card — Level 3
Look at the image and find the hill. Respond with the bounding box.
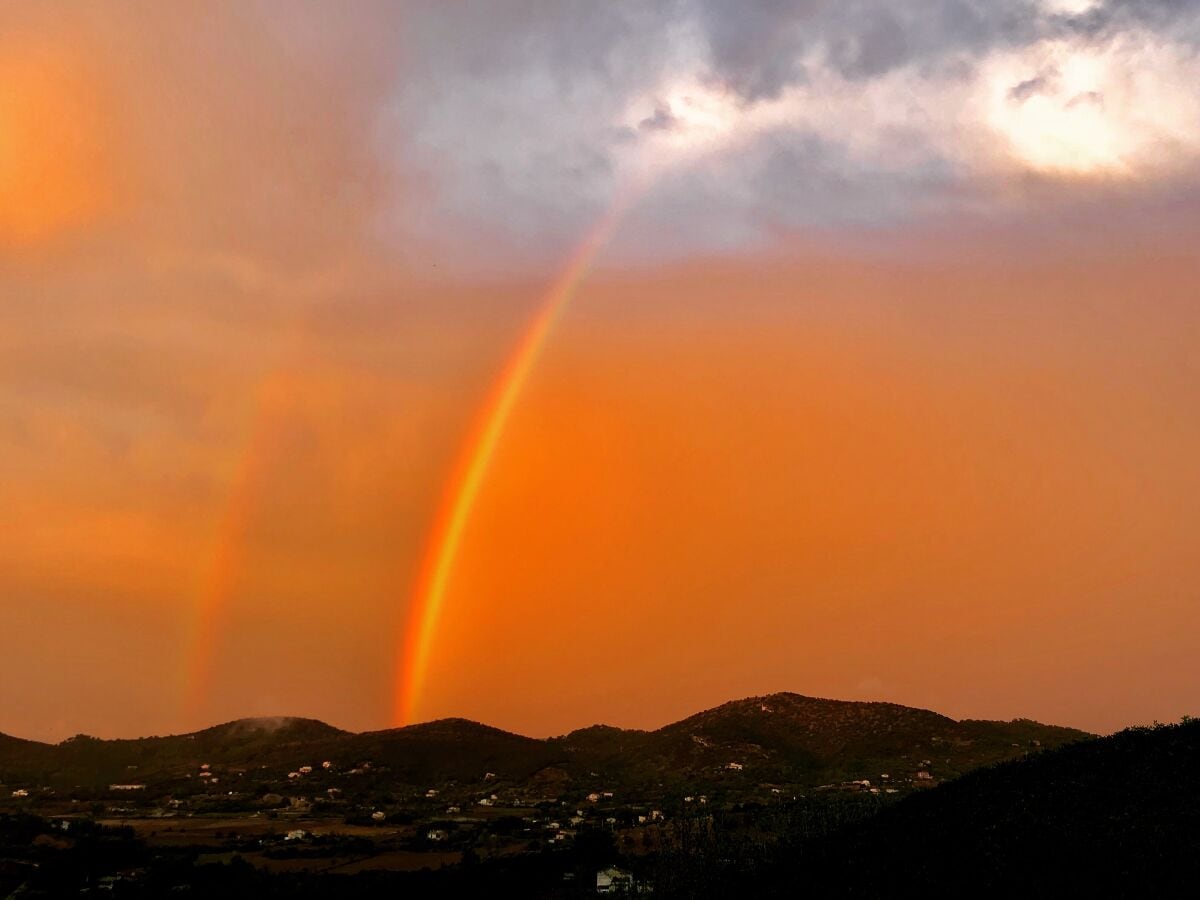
[553,693,1088,791]
[672,717,1200,898]
[0,695,1089,795]
[0,717,346,786]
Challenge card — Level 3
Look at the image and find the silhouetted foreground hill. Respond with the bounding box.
[0,694,1088,791]
[677,718,1200,898]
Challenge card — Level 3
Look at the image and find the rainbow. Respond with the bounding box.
[184,369,293,722]
[394,188,639,725]
[179,185,645,726]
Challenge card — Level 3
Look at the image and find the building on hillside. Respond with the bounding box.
[597,867,634,894]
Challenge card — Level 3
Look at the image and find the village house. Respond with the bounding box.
[597,867,634,894]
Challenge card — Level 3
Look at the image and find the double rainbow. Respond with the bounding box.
[182,185,643,727]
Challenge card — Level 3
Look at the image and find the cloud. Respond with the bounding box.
[377,0,1200,269]
[1008,72,1055,101]
[639,104,679,133]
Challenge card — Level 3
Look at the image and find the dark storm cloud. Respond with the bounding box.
[688,0,1048,98]
[1062,0,1200,42]
[382,0,1200,264]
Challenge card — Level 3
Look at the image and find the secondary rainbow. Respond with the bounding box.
[394,189,638,726]
[183,369,293,722]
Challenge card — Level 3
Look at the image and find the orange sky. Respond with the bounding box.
[2,2,1199,742]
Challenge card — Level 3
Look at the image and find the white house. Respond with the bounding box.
[597,867,634,894]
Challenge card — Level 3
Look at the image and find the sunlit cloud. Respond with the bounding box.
[982,32,1200,177]
[1041,0,1103,14]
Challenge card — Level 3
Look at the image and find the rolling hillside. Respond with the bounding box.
[0,694,1089,793]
